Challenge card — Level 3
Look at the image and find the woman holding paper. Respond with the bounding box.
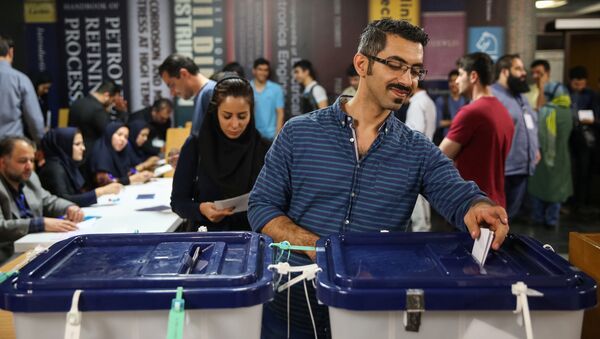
[127,119,161,172]
[39,127,123,207]
[171,74,271,231]
[89,122,154,187]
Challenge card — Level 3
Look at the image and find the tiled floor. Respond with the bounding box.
[430,207,600,258]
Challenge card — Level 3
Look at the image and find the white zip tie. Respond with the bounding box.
[64,289,83,339]
[512,282,544,339]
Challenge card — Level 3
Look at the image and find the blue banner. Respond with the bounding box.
[468,26,504,61]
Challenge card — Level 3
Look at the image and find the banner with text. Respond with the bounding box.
[24,0,61,127]
[127,0,173,112]
[369,0,420,25]
[171,0,225,124]
[57,0,129,105]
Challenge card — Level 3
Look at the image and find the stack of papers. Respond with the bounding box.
[154,164,173,177]
[471,228,494,266]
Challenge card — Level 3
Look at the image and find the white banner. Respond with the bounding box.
[127,0,173,112]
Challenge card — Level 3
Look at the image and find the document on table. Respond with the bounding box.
[471,228,494,266]
[214,193,250,213]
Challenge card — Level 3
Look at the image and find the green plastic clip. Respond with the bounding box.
[0,271,17,284]
[269,241,316,252]
[166,287,185,339]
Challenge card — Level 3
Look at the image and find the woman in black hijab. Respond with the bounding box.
[39,127,122,206]
[171,75,271,231]
[89,122,153,187]
[127,119,160,171]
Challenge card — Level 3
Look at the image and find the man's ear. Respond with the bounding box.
[179,68,189,79]
[354,53,368,77]
[469,71,478,85]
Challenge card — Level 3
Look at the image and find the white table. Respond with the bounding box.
[14,178,183,253]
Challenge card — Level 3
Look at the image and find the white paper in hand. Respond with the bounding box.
[471,228,494,266]
[578,110,594,122]
[154,164,173,177]
[214,193,250,213]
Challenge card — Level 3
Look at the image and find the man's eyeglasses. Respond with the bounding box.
[364,54,428,81]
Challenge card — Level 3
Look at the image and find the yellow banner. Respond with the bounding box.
[24,1,56,24]
[369,0,420,26]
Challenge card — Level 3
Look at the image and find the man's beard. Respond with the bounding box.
[507,74,530,94]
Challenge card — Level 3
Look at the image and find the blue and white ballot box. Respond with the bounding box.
[316,232,597,339]
[0,232,274,339]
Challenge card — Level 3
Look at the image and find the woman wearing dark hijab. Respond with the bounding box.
[171,75,271,231]
[127,119,160,171]
[39,128,122,207]
[90,122,154,187]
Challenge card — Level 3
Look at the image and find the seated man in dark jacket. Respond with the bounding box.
[0,136,83,263]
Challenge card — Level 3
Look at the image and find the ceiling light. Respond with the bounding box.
[536,0,568,9]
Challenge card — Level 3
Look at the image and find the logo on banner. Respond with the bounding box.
[468,27,504,61]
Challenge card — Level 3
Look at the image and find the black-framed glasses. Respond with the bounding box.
[364,54,428,81]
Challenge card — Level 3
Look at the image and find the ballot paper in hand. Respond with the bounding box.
[154,164,173,177]
[578,110,594,122]
[214,193,250,213]
[471,228,494,266]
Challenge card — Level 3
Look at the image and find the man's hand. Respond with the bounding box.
[464,201,509,250]
[44,217,78,232]
[199,202,235,223]
[65,205,84,223]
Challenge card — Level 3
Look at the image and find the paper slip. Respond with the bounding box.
[95,194,121,206]
[154,164,173,177]
[578,110,594,122]
[471,228,494,266]
[214,193,250,213]
[156,158,167,166]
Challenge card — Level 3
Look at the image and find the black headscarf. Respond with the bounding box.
[90,122,135,178]
[127,119,149,164]
[40,127,85,190]
[197,76,271,198]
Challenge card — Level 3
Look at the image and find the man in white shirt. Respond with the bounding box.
[405,81,437,231]
[293,59,328,113]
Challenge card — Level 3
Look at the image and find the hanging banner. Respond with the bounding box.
[369,0,420,26]
[57,0,129,105]
[422,12,466,81]
[226,0,367,116]
[127,0,173,112]
[171,0,225,124]
[24,0,60,127]
[468,26,504,61]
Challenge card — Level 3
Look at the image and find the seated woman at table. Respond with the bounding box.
[90,122,154,187]
[171,74,271,231]
[39,128,123,207]
[127,119,160,172]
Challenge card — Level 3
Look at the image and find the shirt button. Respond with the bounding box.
[351,192,356,197]
[385,128,389,133]
[345,219,350,224]
[349,137,355,143]
[342,121,346,126]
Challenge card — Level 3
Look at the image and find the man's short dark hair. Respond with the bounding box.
[293,59,316,79]
[0,34,13,57]
[346,64,358,77]
[253,58,270,69]
[357,19,429,75]
[494,54,520,80]
[152,98,173,112]
[531,59,550,72]
[222,62,246,78]
[447,69,459,80]
[457,52,494,86]
[159,54,199,78]
[0,136,35,157]
[96,80,122,96]
[569,65,588,80]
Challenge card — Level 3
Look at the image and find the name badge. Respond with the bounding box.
[524,113,535,130]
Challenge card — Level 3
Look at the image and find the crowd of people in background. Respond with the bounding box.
[1,24,600,260]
